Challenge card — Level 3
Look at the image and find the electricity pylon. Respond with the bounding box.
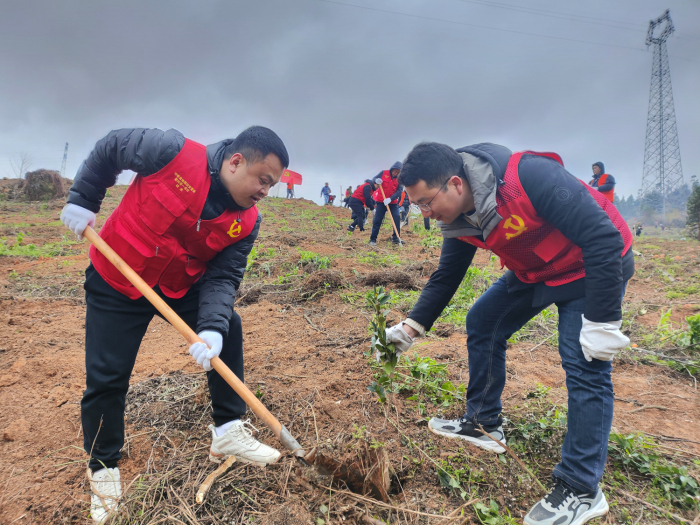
[639,9,684,222]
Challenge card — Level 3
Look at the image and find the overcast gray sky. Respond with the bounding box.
[1,0,698,205]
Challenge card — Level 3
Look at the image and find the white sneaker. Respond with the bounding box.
[209,419,281,466]
[88,467,121,524]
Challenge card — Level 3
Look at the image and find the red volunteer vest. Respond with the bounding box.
[352,182,372,205]
[91,139,259,299]
[458,151,632,287]
[589,173,614,202]
[372,170,399,204]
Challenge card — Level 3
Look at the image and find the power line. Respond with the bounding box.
[317,0,699,62]
[453,0,648,33]
[452,0,700,41]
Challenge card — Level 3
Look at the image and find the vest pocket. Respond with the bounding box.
[105,218,155,274]
[140,183,188,235]
[161,254,207,295]
[532,229,569,263]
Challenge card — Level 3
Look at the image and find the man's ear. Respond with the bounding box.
[452,175,464,196]
[226,153,245,174]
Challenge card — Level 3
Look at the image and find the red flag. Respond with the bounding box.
[281,169,303,185]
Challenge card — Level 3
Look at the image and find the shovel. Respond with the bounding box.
[378,186,403,246]
[83,226,308,462]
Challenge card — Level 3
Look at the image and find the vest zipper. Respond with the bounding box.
[197,219,201,232]
[155,246,159,256]
[186,256,190,268]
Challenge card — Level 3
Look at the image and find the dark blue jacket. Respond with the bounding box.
[408,144,634,330]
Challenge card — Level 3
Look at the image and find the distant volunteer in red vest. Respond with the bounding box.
[369,161,404,245]
[384,143,633,525]
[347,177,379,232]
[589,161,615,202]
[60,127,288,524]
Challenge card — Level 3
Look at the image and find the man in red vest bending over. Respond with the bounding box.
[384,143,633,525]
[589,161,615,202]
[60,126,288,523]
[347,177,379,232]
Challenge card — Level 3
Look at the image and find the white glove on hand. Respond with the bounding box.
[188,330,223,371]
[374,178,383,185]
[377,323,415,362]
[383,198,391,206]
[579,316,629,362]
[60,204,96,240]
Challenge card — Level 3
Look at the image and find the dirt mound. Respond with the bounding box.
[301,269,343,298]
[360,269,420,290]
[21,170,66,200]
[236,284,264,305]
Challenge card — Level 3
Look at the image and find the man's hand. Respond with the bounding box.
[188,331,223,371]
[383,198,391,206]
[374,178,383,185]
[379,323,415,362]
[60,204,96,240]
[579,316,629,362]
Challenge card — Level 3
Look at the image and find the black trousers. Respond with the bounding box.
[82,265,245,470]
[370,202,400,242]
[348,198,367,231]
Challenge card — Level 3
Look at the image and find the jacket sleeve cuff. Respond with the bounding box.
[403,318,426,337]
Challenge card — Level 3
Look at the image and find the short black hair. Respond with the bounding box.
[224,126,289,168]
[399,142,463,189]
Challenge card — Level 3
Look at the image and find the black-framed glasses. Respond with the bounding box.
[416,178,449,212]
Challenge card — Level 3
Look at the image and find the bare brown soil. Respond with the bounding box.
[0,187,698,524]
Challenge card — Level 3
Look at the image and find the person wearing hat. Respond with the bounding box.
[369,161,404,245]
[589,162,615,202]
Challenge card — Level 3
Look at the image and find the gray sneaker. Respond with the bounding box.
[427,417,506,453]
[369,241,377,246]
[524,479,608,525]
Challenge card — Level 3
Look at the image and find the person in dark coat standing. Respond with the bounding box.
[60,127,289,523]
[382,142,633,525]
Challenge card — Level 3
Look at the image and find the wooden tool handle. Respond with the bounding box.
[379,186,402,241]
[83,226,296,449]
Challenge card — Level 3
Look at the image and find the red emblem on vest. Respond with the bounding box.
[457,151,632,287]
[90,139,258,299]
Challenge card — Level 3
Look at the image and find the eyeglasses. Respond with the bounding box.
[416,179,450,212]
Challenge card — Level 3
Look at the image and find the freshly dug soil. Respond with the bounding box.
[361,269,420,290]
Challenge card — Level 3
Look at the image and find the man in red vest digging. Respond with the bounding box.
[384,143,633,525]
[369,161,404,245]
[60,126,288,523]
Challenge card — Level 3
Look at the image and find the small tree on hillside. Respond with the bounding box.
[686,184,700,240]
[9,152,32,179]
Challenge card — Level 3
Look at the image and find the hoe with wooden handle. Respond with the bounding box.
[378,186,403,245]
[83,226,309,463]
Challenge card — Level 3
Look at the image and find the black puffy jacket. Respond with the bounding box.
[67,128,259,337]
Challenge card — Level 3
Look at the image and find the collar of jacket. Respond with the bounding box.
[205,139,252,213]
[439,151,505,240]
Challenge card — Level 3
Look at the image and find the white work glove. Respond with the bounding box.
[188,330,223,371]
[60,203,96,240]
[374,178,383,185]
[377,323,415,362]
[579,316,629,362]
[383,198,391,206]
